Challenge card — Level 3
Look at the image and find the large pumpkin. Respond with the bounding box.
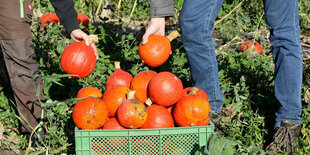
[61,40,97,78]
[77,13,89,28]
[140,104,174,129]
[240,40,263,57]
[116,91,147,129]
[138,35,171,67]
[106,61,133,89]
[174,87,211,127]
[72,97,108,129]
[148,72,183,107]
[130,70,157,103]
[183,87,209,102]
[102,118,125,129]
[40,13,60,28]
[77,87,102,99]
[102,85,130,117]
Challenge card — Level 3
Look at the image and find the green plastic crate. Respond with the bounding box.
[75,125,214,155]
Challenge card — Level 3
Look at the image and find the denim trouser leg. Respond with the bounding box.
[263,0,303,127]
[179,0,224,114]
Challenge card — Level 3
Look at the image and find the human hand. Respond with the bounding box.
[70,29,99,60]
[142,17,165,45]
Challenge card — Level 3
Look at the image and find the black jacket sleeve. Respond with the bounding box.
[49,0,80,34]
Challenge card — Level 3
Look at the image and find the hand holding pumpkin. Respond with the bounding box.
[70,29,99,60]
[142,17,166,44]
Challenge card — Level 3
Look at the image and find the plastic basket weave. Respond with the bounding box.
[75,125,213,155]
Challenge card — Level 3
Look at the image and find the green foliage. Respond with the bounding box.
[0,0,309,154]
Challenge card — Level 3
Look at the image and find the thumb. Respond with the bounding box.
[142,31,152,45]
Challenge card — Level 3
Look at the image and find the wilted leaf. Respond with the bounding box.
[304,88,310,104]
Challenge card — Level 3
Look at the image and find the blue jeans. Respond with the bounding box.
[179,0,302,127]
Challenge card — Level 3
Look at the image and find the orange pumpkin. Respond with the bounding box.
[77,87,102,99]
[116,91,147,129]
[102,85,130,117]
[40,13,60,28]
[61,40,97,78]
[131,139,158,154]
[148,72,183,107]
[183,87,209,102]
[174,87,211,127]
[130,70,157,103]
[77,13,89,28]
[138,35,171,67]
[141,104,174,129]
[240,40,263,57]
[102,118,125,129]
[106,61,133,89]
[72,97,108,129]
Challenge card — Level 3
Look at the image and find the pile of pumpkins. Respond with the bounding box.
[72,61,212,130]
[60,31,212,130]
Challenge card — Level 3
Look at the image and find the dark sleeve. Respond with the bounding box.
[148,0,174,18]
[49,0,80,34]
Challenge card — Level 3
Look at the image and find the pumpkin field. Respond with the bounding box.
[0,0,310,154]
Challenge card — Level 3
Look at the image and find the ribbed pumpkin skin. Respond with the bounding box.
[140,105,174,129]
[130,70,157,103]
[174,94,211,127]
[72,97,108,129]
[77,87,102,99]
[183,87,209,103]
[102,86,130,117]
[148,72,183,107]
[40,13,60,28]
[117,99,147,129]
[77,13,89,28]
[102,118,125,129]
[61,41,96,78]
[138,35,171,67]
[240,40,263,57]
[106,69,133,89]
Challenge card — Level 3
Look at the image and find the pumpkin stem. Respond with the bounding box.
[127,90,136,99]
[190,123,195,127]
[114,61,121,70]
[89,35,99,43]
[166,30,180,41]
[189,87,199,95]
[145,98,152,106]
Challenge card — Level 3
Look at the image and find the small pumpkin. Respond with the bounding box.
[240,40,263,57]
[40,13,60,28]
[183,87,209,102]
[72,97,108,129]
[106,61,133,89]
[138,31,180,67]
[116,91,147,129]
[130,70,157,103]
[60,35,98,78]
[77,13,89,28]
[174,87,211,127]
[77,87,102,99]
[102,85,131,117]
[102,118,125,129]
[131,138,158,154]
[140,104,174,129]
[148,72,183,107]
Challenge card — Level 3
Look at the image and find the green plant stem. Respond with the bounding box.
[130,0,138,17]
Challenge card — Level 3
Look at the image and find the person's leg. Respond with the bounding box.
[0,38,45,134]
[179,0,224,114]
[263,0,302,153]
[263,0,302,128]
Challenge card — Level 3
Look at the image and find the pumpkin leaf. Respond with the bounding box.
[204,134,237,155]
